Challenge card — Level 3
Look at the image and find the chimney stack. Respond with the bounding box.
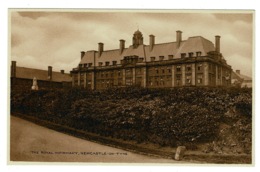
[176,30,182,48]
[61,70,64,74]
[149,35,155,51]
[98,42,104,57]
[48,66,52,80]
[11,61,16,78]
[81,51,85,59]
[119,39,125,54]
[236,70,240,74]
[215,35,221,53]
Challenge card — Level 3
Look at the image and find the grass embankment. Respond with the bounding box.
[11,87,252,163]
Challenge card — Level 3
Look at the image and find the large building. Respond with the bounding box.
[71,30,232,90]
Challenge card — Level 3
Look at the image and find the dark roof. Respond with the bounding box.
[79,36,215,66]
[16,66,72,82]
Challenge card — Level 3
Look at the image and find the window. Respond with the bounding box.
[105,62,110,66]
[159,56,164,61]
[118,70,121,77]
[126,69,131,76]
[209,73,212,84]
[138,57,144,62]
[181,53,186,58]
[136,77,142,86]
[177,65,181,72]
[151,57,155,61]
[196,51,202,57]
[176,75,181,86]
[155,68,159,74]
[106,80,109,88]
[186,65,191,71]
[112,61,117,65]
[126,78,133,86]
[197,74,203,84]
[162,69,165,74]
[186,75,191,84]
[136,68,142,74]
[188,52,194,57]
[167,67,171,73]
[168,55,174,60]
[218,66,221,79]
[79,64,82,68]
[98,62,103,66]
[160,77,164,86]
[197,63,202,71]
[84,64,88,68]
[88,63,92,67]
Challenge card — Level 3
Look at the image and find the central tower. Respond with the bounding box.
[132,30,143,48]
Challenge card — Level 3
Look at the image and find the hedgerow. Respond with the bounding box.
[11,86,252,149]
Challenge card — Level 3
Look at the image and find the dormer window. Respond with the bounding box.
[88,63,92,67]
[84,64,88,68]
[138,57,144,63]
[105,61,110,66]
[168,55,174,60]
[181,53,186,58]
[159,56,164,61]
[196,51,202,57]
[79,64,82,68]
[151,57,155,62]
[112,61,117,66]
[188,52,194,57]
[98,62,103,66]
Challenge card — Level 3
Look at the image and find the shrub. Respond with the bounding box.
[11,87,252,148]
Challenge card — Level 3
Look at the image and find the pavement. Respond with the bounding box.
[10,116,183,164]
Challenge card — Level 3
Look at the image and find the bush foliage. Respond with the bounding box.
[11,87,252,148]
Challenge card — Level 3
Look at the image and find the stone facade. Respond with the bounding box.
[71,30,232,89]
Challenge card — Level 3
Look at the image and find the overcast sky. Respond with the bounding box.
[10,10,253,77]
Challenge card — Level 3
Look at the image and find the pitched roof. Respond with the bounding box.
[79,51,95,65]
[175,36,214,57]
[16,67,72,82]
[231,71,252,81]
[79,35,215,66]
[96,49,122,65]
[145,42,182,61]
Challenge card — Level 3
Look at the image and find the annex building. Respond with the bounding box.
[71,30,232,90]
[11,61,72,91]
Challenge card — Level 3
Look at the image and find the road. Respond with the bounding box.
[10,116,180,163]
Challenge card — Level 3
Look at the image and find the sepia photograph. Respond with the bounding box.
[9,9,254,164]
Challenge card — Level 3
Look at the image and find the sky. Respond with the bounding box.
[10,10,253,77]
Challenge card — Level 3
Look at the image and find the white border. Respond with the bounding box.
[1,0,258,172]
